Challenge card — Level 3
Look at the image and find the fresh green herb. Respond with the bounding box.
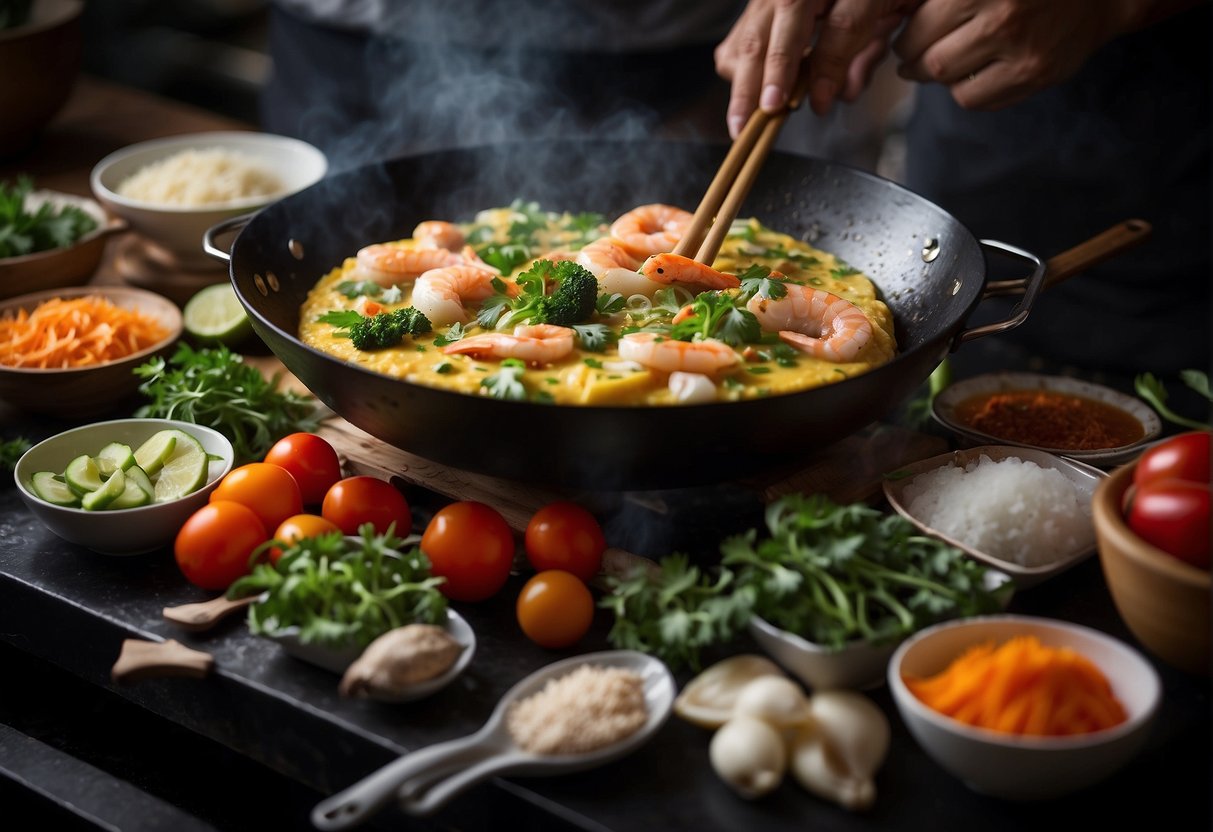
[830,263,861,277]
[597,292,626,315]
[0,178,99,258]
[335,280,383,299]
[747,366,772,375]
[434,361,454,374]
[482,359,527,401]
[668,291,761,347]
[318,307,432,350]
[477,243,534,274]
[494,259,598,329]
[584,357,604,369]
[771,343,800,367]
[602,493,1010,670]
[0,436,31,472]
[228,524,448,650]
[1135,370,1212,430]
[133,344,322,464]
[573,323,615,352]
[737,264,786,303]
[433,321,467,347]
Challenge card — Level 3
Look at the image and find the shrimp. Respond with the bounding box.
[412,220,465,251]
[576,237,659,298]
[356,243,465,287]
[610,204,693,258]
[640,253,741,291]
[442,323,575,365]
[411,265,507,326]
[618,332,739,374]
[746,285,873,362]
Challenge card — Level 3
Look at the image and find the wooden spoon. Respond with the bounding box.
[162,594,257,632]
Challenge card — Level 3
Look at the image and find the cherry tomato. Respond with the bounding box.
[1127,479,1211,569]
[210,462,303,534]
[175,500,269,590]
[516,570,594,648]
[1133,431,1211,490]
[264,433,343,506]
[524,501,605,582]
[321,475,412,536]
[269,513,342,564]
[420,501,514,602]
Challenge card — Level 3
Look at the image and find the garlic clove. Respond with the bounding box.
[339,623,463,700]
[805,690,890,780]
[732,675,814,729]
[709,715,787,800]
[674,654,787,729]
[789,726,876,812]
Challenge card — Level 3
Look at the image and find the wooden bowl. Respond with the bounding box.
[1093,461,1211,675]
[0,285,182,419]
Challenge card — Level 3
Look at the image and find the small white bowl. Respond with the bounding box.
[13,418,234,556]
[90,131,327,268]
[888,615,1160,800]
[748,569,1013,690]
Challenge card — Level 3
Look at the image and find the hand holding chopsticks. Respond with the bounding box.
[673,76,813,266]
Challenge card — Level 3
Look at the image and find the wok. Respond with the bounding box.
[207,140,1055,490]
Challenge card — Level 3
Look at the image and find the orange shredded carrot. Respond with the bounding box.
[904,635,1128,737]
[0,295,170,369]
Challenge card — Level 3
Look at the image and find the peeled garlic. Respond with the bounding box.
[732,675,814,729]
[710,715,787,800]
[789,691,890,811]
[339,624,463,699]
[673,654,787,729]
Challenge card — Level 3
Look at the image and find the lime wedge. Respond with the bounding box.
[96,442,136,474]
[82,468,126,511]
[110,470,153,509]
[30,472,80,507]
[134,431,178,477]
[124,464,155,499]
[183,283,252,345]
[152,429,208,502]
[64,454,105,496]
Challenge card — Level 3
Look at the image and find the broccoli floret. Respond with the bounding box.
[538,261,598,326]
[348,307,432,350]
[496,259,599,329]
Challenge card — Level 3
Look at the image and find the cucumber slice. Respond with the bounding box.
[81,468,126,511]
[96,442,136,472]
[125,464,155,499]
[30,472,80,507]
[64,454,105,496]
[110,471,153,509]
[133,431,179,477]
[152,429,208,502]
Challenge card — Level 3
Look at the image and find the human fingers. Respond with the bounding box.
[715,2,776,137]
[898,17,999,85]
[949,60,1035,110]
[891,0,970,66]
[841,15,901,101]
[807,0,902,115]
[759,0,820,112]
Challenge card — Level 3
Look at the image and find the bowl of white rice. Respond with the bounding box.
[883,446,1105,587]
[90,131,327,268]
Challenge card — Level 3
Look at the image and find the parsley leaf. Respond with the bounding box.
[0,178,98,258]
[481,359,527,401]
[335,280,383,299]
[573,323,615,352]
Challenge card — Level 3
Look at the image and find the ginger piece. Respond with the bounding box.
[339,624,462,699]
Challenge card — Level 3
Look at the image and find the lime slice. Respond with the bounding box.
[96,442,136,474]
[134,431,178,476]
[110,470,153,509]
[82,468,126,511]
[124,464,155,499]
[183,283,252,345]
[64,454,105,496]
[152,429,208,502]
[30,472,80,507]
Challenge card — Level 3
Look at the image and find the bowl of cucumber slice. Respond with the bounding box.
[13,418,233,555]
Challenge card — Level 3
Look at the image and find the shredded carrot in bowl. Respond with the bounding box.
[0,295,171,369]
[904,635,1128,737]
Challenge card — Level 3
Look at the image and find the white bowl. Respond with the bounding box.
[748,569,1012,690]
[90,131,327,267]
[13,418,234,556]
[888,615,1160,800]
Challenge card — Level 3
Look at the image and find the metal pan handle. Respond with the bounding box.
[953,239,1046,346]
[202,213,255,264]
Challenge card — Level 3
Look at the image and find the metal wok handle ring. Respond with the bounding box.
[953,239,1046,347]
[202,213,255,264]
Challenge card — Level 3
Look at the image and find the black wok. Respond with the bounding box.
[208,140,1048,490]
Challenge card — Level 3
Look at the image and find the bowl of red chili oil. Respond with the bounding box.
[931,372,1160,467]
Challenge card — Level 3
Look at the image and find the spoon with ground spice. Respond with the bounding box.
[311,651,675,828]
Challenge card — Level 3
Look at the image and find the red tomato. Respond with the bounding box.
[321,475,412,536]
[210,462,303,534]
[524,501,605,582]
[421,501,515,602]
[264,433,343,506]
[516,570,594,648]
[1134,431,1211,490]
[269,513,342,564]
[1127,479,1211,569]
[175,500,269,590]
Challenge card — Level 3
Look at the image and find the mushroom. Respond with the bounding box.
[339,624,463,699]
[731,675,814,731]
[789,691,890,811]
[709,715,787,800]
[673,654,787,729]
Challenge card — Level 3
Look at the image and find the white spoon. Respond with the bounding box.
[311,650,674,828]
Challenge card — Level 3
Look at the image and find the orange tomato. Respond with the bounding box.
[321,475,412,536]
[421,501,514,602]
[175,500,269,590]
[269,513,342,564]
[210,462,303,534]
[516,569,594,648]
[524,501,605,582]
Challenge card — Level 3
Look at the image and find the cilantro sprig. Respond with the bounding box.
[0,178,98,258]
[229,524,448,650]
[667,291,761,347]
[1135,369,1211,430]
[133,344,322,464]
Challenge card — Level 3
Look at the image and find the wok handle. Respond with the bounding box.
[984,218,1153,296]
[202,213,255,263]
[953,239,1046,346]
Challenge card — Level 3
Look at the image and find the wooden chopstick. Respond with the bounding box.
[674,77,813,265]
